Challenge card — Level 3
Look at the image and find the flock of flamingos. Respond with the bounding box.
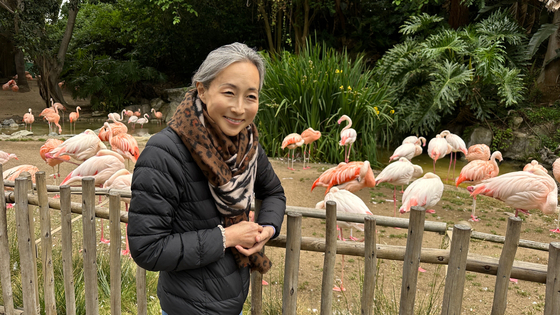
[0,99,559,280]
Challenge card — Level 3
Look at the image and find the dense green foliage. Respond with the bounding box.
[375,10,527,138]
[257,41,394,165]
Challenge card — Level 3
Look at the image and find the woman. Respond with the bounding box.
[128,42,286,315]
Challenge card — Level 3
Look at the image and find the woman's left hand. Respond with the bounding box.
[235,226,274,256]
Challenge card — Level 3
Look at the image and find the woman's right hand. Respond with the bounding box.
[224,221,263,249]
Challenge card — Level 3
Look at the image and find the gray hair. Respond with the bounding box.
[192,42,266,91]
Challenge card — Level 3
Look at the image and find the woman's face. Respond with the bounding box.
[197,61,260,137]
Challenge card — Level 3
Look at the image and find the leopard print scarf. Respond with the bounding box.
[168,89,271,274]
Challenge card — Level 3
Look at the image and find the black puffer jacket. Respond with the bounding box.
[128,127,285,315]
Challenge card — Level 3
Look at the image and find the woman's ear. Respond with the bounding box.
[196,82,206,103]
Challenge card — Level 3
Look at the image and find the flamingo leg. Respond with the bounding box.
[122,203,131,256]
[550,210,560,233]
[302,145,307,170]
[433,159,436,173]
[347,144,353,163]
[393,186,397,217]
[333,254,346,292]
[99,194,110,244]
[453,153,458,183]
[470,196,479,222]
[447,152,453,183]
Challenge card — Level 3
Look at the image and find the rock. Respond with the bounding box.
[165,100,181,122]
[467,127,493,147]
[539,147,558,169]
[91,111,106,117]
[2,119,16,126]
[8,130,34,138]
[501,131,541,160]
[510,116,523,130]
[150,98,165,111]
[163,87,190,102]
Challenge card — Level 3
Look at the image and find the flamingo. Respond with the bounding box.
[69,106,81,134]
[23,108,34,132]
[103,122,140,166]
[399,172,444,215]
[0,151,18,164]
[47,129,107,162]
[98,121,128,142]
[281,133,304,170]
[376,157,423,217]
[300,128,321,169]
[108,109,126,123]
[40,139,71,185]
[338,115,357,163]
[52,101,65,130]
[43,111,62,134]
[440,130,468,182]
[466,144,491,162]
[103,169,132,255]
[135,114,149,128]
[456,151,503,221]
[315,187,373,291]
[124,109,134,118]
[551,158,560,233]
[523,160,548,173]
[402,136,426,147]
[127,115,138,129]
[427,134,452,173]
[134,108,141,117]
[61,149,126,244]
[389,142,423,162]
[3,164,40,183]
[151,108,163,125]
[11,84,18,92]
[468,168,558,218]
[311,160,376,194]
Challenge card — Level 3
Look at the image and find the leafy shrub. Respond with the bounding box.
[375,10,527,137]
[257,40,395,165]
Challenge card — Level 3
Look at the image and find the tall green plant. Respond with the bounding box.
[375,10,527,137]
[257,40,394,165]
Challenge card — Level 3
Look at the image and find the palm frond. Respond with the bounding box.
[399,13,444,36]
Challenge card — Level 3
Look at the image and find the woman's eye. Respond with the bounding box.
[248,95,257,100]
[224,91,234,95]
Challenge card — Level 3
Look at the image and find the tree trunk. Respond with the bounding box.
[537,10,560,89]
[14,48,29,92]
[258,2,276,56]
[448,0,470,29]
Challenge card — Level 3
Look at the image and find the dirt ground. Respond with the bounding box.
[1,83,558,314]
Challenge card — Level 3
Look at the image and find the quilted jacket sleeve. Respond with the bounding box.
[128,129,225,272]
[254,144,286,239]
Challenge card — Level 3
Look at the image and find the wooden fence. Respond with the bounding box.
[0,168,560,314]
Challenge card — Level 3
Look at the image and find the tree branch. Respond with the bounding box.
[0,1,15,14]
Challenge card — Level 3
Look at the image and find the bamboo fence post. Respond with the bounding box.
[251,199,263,315]
[544,242,560,315]
[21,172,40,312]
[399,206,426,315]
[441,224,472,315]
[361,216,377,315]
[14,177,39,315]
[320,200,337,315]
[36,172,57,315]
[109,193,122,315]
[136,266,147,315]
[282,213,303,315]
[0,164,15,315]
[59,185,76,315]
[82,177,99,315]
[491,216,522,315]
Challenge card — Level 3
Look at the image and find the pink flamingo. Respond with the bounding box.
[11,84,18,92]
[523,160,548,173]
[315,187,373,291]
[151,108,163,125]
[281,133,304,170]
[551,158,560,233]
[427,134,452,173]
[0,150,18,164]
[466,144,491,162]
[3,165,39,183]
[402,136,426,147]
[376,157,423,217]
[338,115,357,163]
[103,169,132,255]
[136,114,149,128]
[124,109,134,118]
[389,142,423,162]
[40,139,71,185]
[311,160,376,194]
[43,111,62,134]
[98,121,128,142]
[47,129,107,162]
[107,109,126,123]
[61,149,126,244]
[52,101,65,129]
[69,106,81,134]
[399,172,444,215]
[103,122,140,165]
[456,151,503,221]
[127,115,138,129]
[468,168,558,218]
[440,130,468,182]
[300,128,321,169]
[134,108,141,117]
[23,108,34,132]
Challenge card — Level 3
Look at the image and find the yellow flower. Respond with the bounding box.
[347,86,352,91]
[335,69,340,74]
[375,110,380,115]
[339,85,344,90]
[374,106,378,111]
[390,110,395,114]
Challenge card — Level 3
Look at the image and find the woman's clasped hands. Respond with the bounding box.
[224,221,274,256]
